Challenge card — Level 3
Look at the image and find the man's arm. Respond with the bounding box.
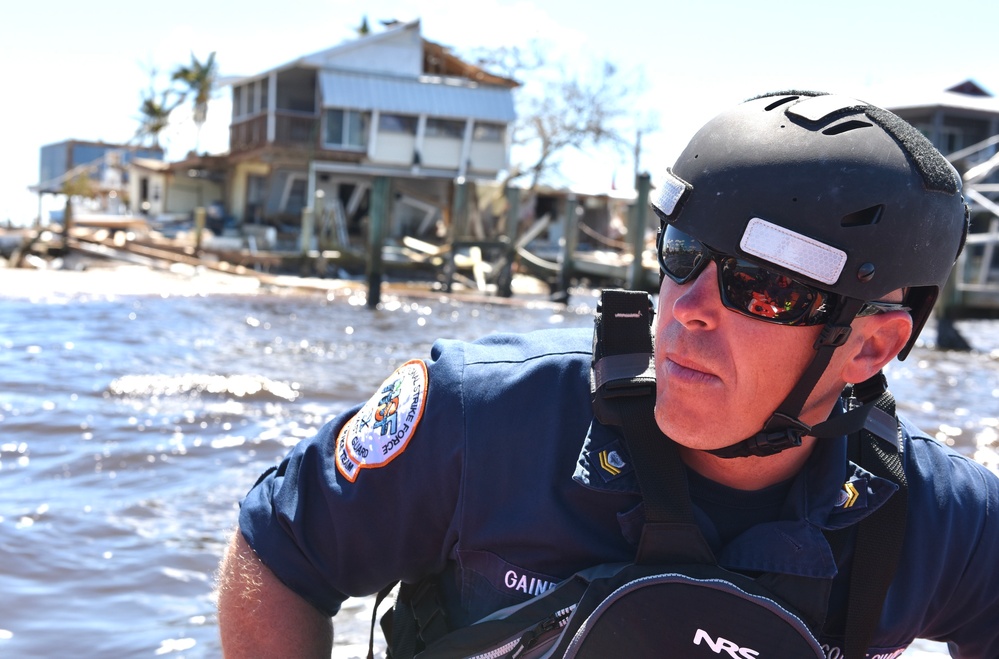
[216,530,333,658]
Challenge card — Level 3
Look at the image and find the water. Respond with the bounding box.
[1,265,996,658]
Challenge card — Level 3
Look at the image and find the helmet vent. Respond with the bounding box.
[764,96,799,111]
[840,205,884,228]
[822,120,872,136]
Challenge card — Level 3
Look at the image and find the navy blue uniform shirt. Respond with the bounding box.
[239,327,999,657]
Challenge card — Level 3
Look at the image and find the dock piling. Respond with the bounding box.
[554,194,579,301]
[627,173,651,290]
[366,176,391,308]
[496,186,520,297]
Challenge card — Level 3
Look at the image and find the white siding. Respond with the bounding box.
[421,135,462,168]
[373,133,417,166]
[468,141,507,173]
[307,22,423,77]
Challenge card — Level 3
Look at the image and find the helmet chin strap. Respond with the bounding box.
[707,298,870,459]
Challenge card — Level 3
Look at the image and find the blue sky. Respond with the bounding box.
[2,0,998,225]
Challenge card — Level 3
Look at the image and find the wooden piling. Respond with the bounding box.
[554,194,579,301]
[494,186,520,297]
[299,207,315,254]
[366,176,391,308]
[627,173,651,290]
[194,207,206,252]
[442,179,469,291]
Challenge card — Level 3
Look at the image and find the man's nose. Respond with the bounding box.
[666,260,724,328]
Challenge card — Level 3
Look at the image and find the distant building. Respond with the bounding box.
[889,80,999,316]
[33,140,165,217]
[888,79,999,175]
[887,79,999,234]
[222,19,519,242]
[128,153,228,228]
[36,140,165,192]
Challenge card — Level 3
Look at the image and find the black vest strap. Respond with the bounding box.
[373,579,449,659]
[591,289,714,564]
[371,582,404,659]
[838,381,908,659]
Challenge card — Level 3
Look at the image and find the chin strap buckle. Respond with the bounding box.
[707,413,811,459]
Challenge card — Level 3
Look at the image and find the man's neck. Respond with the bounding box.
[678,437,818,491]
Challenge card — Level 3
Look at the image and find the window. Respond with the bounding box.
[426,118,465,139]
[325,109,369,149]
[246,175,266,222]
[473,122,505,142]
[232,86,243,119]
[284,177,307,216]
[249,81,259,114]
[379,113,418,134]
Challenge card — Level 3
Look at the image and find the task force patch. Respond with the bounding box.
[335,359,428,482]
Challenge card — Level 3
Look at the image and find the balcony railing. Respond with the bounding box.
[230,112,319,153]
[230,115,267,152]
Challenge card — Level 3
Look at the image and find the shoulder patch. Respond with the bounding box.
[335,360,429,483]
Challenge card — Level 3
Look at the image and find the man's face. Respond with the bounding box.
[654,261,829,450]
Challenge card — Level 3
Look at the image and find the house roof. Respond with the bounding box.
[131,157,171,173]
[946,79,991,96]
[130,154,229,175]
[228,19,518,90]
[320,68,516,122]
[885,79,999,115]
[421,38,519,89]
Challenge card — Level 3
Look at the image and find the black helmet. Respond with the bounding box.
[651,91,970,458]
[652,90,969,359]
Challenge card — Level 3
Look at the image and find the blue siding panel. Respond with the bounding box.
[320,70,516,123]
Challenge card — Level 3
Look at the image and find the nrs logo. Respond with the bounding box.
[693,629,759,658]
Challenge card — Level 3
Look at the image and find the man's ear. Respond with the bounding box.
[841,312,913,384]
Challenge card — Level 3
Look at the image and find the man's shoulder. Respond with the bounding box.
[899,414,999,502]
[433,327,594,366]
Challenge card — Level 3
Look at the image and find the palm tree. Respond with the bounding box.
[136,87,180,148]
[172,51,218,152]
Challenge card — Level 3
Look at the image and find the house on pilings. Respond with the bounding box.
[223,19,520,253]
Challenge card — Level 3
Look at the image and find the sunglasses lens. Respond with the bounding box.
[659,226,704,282]
[718,258,825,324]
[659,224,829,325]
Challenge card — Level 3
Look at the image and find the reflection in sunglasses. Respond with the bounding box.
[659,226,831,326]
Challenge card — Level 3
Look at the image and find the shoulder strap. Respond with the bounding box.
[837,377,909,659]
[591,289,714,565]
[372,578,449,659]
[370,582,401,659]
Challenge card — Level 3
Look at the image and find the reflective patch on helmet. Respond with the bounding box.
[653,169,689,217]
[740,218,847,285]
[335,360,428,483]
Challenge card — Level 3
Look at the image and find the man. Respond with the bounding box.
[216,92,999,657]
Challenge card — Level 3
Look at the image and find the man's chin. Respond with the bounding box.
[655,418,737,452]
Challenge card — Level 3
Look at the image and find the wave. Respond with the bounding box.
[106,373,299,402]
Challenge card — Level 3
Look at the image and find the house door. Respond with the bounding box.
[246,175,267,223]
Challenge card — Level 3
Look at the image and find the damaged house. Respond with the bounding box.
[224,19,519,250]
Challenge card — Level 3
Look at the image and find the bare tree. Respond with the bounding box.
[468,41,655,191]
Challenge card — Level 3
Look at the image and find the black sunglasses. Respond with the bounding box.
[657,225,908,326]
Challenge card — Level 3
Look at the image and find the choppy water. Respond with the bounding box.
[1,266,996,658]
